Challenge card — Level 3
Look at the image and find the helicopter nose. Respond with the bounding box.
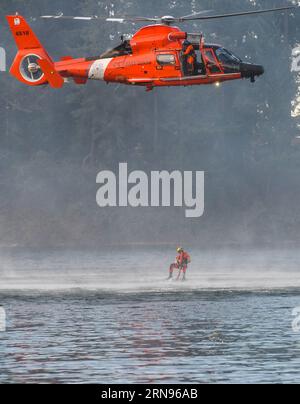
[240,63,264,82]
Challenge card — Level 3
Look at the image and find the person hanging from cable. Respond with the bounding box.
[168,247,191,281]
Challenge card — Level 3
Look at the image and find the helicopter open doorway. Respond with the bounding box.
[179,36,263,82]
[180,34,241,77]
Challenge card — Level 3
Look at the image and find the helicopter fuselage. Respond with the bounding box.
[7,16,264,90]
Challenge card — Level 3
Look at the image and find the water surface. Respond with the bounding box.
[0,248,300,383]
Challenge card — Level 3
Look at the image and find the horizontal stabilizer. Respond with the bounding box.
[37,59,64,88]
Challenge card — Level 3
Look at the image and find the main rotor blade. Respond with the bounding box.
[41,6,297,25]
[107,17,158,23]
[180,6,296,22]
[41,14,105,20]
[180,10,213,19]
[41,14,158,23]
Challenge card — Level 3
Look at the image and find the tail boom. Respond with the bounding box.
[7,14,114,88]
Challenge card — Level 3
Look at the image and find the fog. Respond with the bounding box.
[2,247,300,292]
[0,0,300,249]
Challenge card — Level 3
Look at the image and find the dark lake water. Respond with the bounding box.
[1,248,300,383]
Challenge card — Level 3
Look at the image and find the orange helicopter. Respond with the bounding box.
[6,6,296,92]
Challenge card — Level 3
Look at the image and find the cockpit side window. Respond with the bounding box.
[204,50,222,73]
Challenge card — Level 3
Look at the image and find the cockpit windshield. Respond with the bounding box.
[215,48,242,65]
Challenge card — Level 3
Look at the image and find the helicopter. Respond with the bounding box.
[6,6,297,92]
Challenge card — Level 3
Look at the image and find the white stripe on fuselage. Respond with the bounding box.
[88,58,113,80]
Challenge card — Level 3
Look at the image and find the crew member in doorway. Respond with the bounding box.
[182,40,197,76]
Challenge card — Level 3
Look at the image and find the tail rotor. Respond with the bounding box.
[20,54,44,83]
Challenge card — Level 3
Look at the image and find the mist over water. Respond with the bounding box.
[2,248,299,384]
[0,247,300,292]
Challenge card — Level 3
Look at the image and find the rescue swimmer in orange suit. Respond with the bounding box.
[182,40,197,76]
[168,247,191,281]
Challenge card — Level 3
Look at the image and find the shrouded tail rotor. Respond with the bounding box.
[20,54,44,83]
